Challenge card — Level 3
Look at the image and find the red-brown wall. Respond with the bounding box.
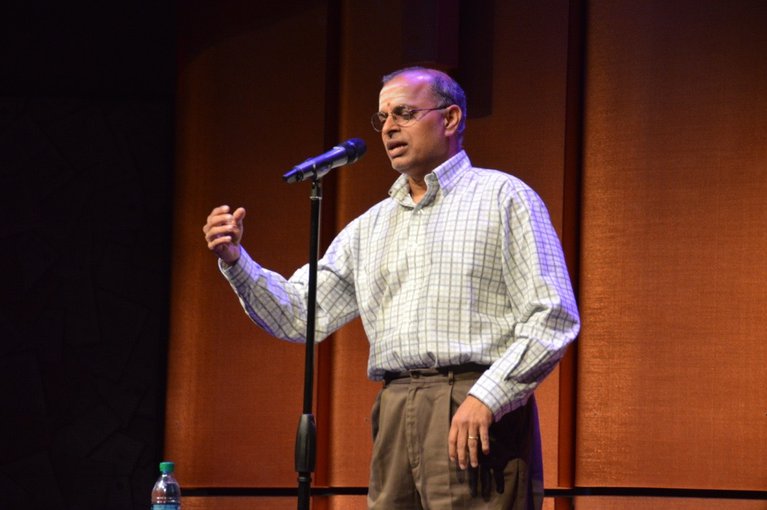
[166,1,767,508]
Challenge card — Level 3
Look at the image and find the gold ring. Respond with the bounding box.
[468,435,479,440]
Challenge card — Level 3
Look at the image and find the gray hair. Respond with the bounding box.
[382,66,467,138]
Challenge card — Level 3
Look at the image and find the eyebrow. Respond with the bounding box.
[377,104,416,113]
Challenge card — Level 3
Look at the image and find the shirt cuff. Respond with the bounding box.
[468,366,524,421]
[219,248,257,284]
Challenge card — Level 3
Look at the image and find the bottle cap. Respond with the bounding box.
[159,461,175,474]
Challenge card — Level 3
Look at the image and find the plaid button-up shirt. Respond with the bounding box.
[222,150,579,418]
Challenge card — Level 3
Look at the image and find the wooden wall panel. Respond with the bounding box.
[469,0,576,489]
[576,0,767,489]
[324,0,407,488]
[167,0,580,494]
[166,3,330,487]
[326,0,578,490]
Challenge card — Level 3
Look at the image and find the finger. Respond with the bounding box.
[220,209,245,242]
[468,432,480,468]
[448,423,459,462]
[233,207,246,223]
[214,204,231,215]
[205,205,231,224]
[449,419,471,468]
[457,438,469,470]
[207,235,233,251]
[204,224,235,243]
[203,213,231,235]
[479,425,491,455]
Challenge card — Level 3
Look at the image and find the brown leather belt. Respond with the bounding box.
[383,363,489,383]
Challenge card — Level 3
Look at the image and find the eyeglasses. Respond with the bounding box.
[371,104,451,132]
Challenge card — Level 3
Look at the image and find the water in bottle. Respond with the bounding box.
[151,461,181,510]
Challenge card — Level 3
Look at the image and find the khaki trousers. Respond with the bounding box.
[367,370,543,510]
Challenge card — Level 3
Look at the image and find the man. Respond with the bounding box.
[203,67,580,509]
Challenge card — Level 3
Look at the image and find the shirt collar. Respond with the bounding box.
[388,150,471,207]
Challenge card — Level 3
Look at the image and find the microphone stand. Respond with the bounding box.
[295,177,322,510]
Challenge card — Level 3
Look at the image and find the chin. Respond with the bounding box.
[389,158,408,174]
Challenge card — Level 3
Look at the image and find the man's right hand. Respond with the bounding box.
[203,205,246,265]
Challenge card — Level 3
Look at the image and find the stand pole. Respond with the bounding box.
[295,178,322,510]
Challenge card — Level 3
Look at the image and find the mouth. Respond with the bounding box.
[386,140,407,157]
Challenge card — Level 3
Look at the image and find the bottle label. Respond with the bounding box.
[151,505,180,510]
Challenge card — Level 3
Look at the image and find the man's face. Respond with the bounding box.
[377,72,452,180]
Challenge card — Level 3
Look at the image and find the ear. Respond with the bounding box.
[443,105,462,136]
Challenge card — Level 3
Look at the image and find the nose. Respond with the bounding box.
[381,114,399,136]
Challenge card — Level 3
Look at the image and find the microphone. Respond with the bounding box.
[283,138,367,183]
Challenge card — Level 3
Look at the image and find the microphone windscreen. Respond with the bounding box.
[341,138,367,164]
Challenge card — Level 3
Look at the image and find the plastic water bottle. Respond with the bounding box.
[151,461,181,510]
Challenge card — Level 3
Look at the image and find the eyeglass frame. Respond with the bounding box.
[370,104,453,132]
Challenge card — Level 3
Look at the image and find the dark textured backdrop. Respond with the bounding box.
[0,2,175,509]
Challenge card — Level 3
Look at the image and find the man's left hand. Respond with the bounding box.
[448,395,493,470]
